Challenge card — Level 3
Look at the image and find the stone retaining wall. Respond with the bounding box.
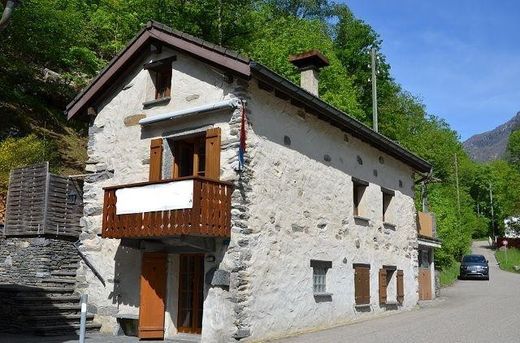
[0,236,78,285]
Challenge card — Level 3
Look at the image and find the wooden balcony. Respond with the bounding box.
[102,176,232,239]
[417,211,435,238]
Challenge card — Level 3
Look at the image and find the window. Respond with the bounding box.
[313,267,327,293]
[172,135,206,178]
[352,178,368,217]
[154,66,172,100]
[353,263,370,305]
[379,266,397,305]
[381,187,395,222]
[310,260,332,295]
[144,56,175,102]
[169,128,221,180]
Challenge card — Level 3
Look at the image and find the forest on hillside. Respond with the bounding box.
[1,0,520,271]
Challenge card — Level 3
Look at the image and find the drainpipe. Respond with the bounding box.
[0,0,20,32]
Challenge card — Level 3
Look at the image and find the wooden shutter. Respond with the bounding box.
[149,138,163,181]
[397,269,404,304]
[354,266,370,305]
[379,268,387,305]
[205,128,221,180]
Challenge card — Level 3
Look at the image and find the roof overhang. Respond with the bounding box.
[65,21,251,120]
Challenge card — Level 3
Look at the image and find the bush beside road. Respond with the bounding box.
[495,247,520,273]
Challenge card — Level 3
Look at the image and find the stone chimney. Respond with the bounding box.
[289,50,329,96]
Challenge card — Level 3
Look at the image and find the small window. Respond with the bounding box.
[313,267,327,293]
[382,187,395,223]
[354,263,370,305]
[144,57,175,101]
[154,67,172,100]
[352,178,368,217]
[310,260,332,295]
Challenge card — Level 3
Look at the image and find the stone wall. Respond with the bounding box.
[240,82,419,341]
[0,236,78,285]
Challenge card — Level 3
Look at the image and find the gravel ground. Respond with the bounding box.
[274,241,520,343]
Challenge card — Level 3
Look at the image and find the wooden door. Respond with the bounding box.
[418,268,432,300]
[177,254,205,334]
[138,252,167,339]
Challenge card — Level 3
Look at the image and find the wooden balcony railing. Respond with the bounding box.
[417,211,435,238]
[102,176,232,239]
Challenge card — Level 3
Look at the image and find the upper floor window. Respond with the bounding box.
[144,56,175,102]
[172,135,206,178]
[169,127,222,180]
[381,187,395,223]
[154,66,172,100]
[352,177,368,217]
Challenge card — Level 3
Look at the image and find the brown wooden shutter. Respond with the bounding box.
[354,266,370,305]
[354,267,361,305]
[149,138,163,181]
[397,269,404,304]
[362,267,370,304]
[379,268,387,305]
[205,128,221,180]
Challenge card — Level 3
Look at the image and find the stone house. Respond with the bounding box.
[66,21,438,342]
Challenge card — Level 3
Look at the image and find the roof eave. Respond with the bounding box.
[65,21,251,120]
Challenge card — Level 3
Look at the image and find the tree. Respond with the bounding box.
[506,129,520,170]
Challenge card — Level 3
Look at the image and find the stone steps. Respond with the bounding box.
[41,277,77,284]
[16,295,81,303]
[33,322,102,336]
[32,313,95,322]
[21,303,82,311]
[51,270,77,277]
[0,236,98,336]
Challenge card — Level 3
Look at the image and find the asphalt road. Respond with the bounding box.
[275,241,520,343]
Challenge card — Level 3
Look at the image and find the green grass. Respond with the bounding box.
[495,248,520,273]
[439,262,461,287]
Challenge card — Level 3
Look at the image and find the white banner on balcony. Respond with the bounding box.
[115,180,194,215]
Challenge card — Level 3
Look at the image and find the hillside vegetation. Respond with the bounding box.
[1,0,520,271]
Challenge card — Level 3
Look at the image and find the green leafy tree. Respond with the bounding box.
[506,129,520,170]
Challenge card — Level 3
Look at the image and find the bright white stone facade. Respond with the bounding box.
[74,26,428,343]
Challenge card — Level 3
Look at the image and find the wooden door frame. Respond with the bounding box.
[177,253,205,334]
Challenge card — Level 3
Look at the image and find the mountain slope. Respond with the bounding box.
[463,112,520,162]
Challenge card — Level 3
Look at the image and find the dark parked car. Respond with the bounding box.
[459,254,489,280]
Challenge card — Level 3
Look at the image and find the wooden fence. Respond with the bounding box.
[3,163,83,237]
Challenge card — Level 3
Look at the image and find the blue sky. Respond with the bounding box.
[344,0,520,140]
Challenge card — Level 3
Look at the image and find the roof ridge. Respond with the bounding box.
[146,20,249,63]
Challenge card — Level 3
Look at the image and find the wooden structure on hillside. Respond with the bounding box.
[3,163,83,237]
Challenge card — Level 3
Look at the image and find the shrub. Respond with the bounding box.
[0,135,56,192]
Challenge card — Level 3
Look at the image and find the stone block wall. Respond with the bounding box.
[0,236,78,285]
